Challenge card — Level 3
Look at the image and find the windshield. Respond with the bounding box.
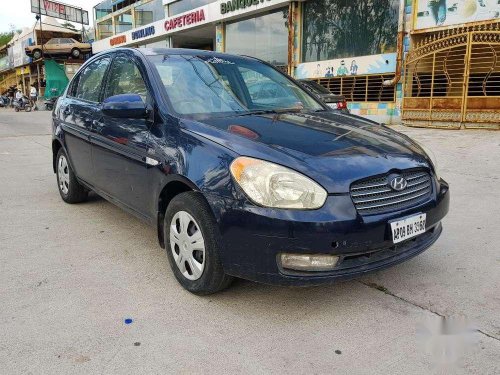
[148,54,323,117]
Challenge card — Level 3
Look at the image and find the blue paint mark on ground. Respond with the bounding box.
[124,318,133,324]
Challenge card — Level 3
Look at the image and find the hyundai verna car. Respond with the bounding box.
[52,48,449,294]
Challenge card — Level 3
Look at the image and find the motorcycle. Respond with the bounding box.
[13,96,32,112]
[0,95,9,107]
[44,96,59,111]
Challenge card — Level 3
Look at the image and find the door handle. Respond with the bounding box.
[62,107,71,115]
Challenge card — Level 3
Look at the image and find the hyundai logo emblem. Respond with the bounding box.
[389,176,408,191]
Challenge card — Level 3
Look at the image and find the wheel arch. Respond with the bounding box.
[156,177,200,248]
[52,139,63,173]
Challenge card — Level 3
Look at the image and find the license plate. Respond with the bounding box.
[390,213,426,244]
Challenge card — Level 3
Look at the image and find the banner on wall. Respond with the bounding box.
[12,35,33,68]
[295,53,397,79]
[415,0,500,30]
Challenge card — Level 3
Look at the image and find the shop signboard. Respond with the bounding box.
[220,0,272,15]
[295,53,397,79]
[164,9,206,31]
[110,35,127,46]
[414,0,500,30]
[132,25,156,40]
[30,0,89,25]
[91,0,289,53]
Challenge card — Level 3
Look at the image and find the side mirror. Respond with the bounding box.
[102,94,148,119]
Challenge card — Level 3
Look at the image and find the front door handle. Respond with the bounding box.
[62,107,70,115]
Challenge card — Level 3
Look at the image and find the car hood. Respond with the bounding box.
[183,111,432,193]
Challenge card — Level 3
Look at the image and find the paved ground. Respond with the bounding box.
[0,109,499,375]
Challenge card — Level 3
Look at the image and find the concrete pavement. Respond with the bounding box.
[0,109,498,374]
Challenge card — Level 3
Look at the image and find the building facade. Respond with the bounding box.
[92,0,407,124]
[402,0,500,129]
[0,17,90,98]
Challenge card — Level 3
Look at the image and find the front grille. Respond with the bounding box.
[350,170,432,214]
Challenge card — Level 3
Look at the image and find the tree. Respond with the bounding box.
[0,32,14,47]
[302,0,399,62]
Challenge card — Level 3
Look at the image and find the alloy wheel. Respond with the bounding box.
[58,155,70,195]
[169,211,206,280]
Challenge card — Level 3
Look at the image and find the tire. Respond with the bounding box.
[56,148,88,204]
[33,49,42,59]
[14,107,19,112]
[71,48,81,58]
[25,105,32,112]
[164,192,233,295]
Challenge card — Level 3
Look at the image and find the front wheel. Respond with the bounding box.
[164,192,233,295]
[56,148,88,203]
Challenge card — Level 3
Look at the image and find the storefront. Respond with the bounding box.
[402,0,500,129]
[92,0,407,123]
[92,0,292,52]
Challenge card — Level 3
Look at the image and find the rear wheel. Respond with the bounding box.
[56,148,88,203]
[164,192,233,295]
[71,48,81,58]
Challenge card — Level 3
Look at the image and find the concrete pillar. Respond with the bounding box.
[215,23,224,53]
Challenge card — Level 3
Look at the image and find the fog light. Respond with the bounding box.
[280,253,339,272]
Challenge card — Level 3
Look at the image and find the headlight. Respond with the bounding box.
[416,141,440,180]
[230,156,327,209]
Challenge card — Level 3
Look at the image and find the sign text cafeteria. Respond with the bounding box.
[165,9,205,31]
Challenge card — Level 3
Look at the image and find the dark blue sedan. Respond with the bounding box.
[51,48,449,294]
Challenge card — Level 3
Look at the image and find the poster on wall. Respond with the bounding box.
[415,0,500,30]
[295,53,397,80]
[12,35,33,68]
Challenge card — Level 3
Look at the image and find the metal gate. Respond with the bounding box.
[403,24,500,130]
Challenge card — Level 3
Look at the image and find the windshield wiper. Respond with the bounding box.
[233,107,304,117]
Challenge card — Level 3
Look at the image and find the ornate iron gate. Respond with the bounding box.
[403,24,500,130]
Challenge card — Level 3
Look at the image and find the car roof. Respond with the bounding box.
[103,47,261,62]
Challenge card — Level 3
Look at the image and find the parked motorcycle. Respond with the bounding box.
[44,96,59,111]
[13,96,32,112]
[0,95,9,107]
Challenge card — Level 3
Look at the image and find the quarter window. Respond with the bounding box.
[74,57,111,102]
[104,55,148,101]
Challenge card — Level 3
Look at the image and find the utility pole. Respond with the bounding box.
[36,0,43,98]
[37,0,43,58]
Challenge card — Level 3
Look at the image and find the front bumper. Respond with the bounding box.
[206,179,450,286]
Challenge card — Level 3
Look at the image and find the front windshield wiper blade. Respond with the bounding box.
[233,107,304,117]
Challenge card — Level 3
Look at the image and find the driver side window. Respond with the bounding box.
[104,55,148,102]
